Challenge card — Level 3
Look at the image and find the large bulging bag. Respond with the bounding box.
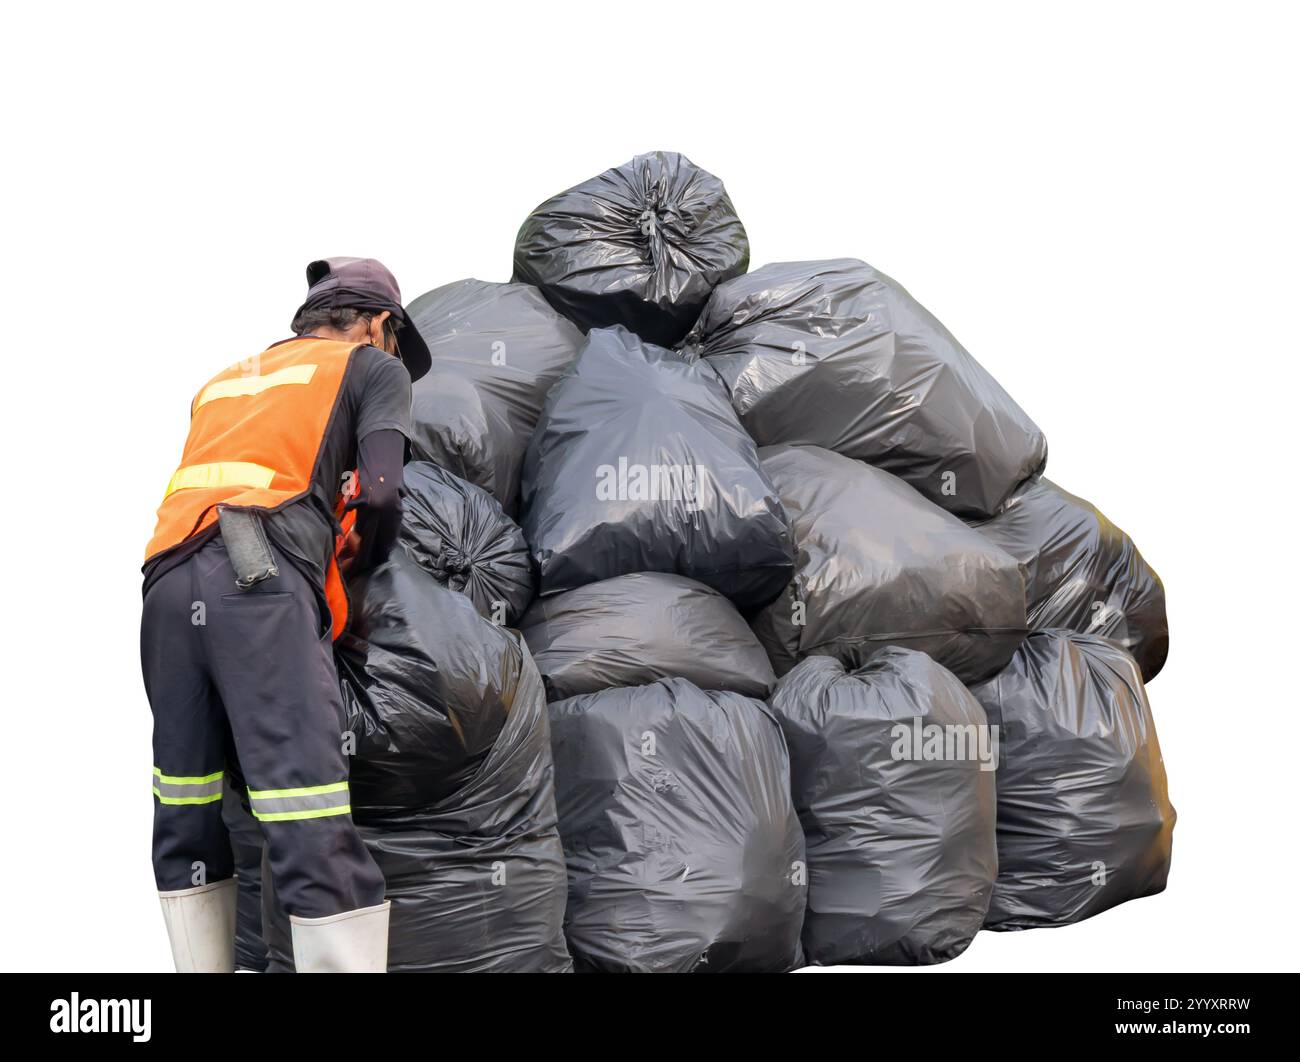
[521,326,794,608]
[548,678,806,972]
[406,279,584,512]
[751,444,1027,682]
[399,461,534,625]
[682,259,1048,519]
[520,571,775,700]
[968,477,1168,681]
[971,630,1175,930]
[337,551,518,811]
[770,650,997,965]
[513,151,749,347]
[264,550,572,972]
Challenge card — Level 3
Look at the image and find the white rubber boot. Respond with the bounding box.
[290,900,390,973]
[158,878,237,973]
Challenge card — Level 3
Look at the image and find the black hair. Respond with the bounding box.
[291,306,400,350]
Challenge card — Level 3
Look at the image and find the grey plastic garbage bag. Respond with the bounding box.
[770,650,997,965]
[264,552,572,972]
[407,367,515,504]
[513,151,749,347]
[548,678,806,972]
[399,461,534,625]
[682,258,1047,519]
[968,477,1168,681]
[970,630,1175,930]
[521,326,794,607]
[751,444,1027,682]
[520,572,775,700]
[406,279,584,512]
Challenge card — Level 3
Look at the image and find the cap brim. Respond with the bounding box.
[393,312,432,383]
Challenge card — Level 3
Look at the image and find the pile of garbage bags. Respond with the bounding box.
[236,151,1173,971]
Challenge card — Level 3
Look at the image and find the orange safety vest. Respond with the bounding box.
[145,337,363,640]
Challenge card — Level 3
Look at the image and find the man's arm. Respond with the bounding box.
[345,428,406,575]
[343,348,413,575]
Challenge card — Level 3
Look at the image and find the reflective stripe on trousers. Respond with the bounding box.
[247,781,351,822]
[153,768,224,805]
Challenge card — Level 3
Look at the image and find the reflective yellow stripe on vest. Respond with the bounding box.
[247,781,351,823]
[164,461,277,498]
[152,767,224,806]
[194,364,318,411]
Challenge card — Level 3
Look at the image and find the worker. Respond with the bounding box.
[140,258,431,973]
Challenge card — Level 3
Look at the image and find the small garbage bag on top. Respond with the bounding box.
[548,678,806,972]
[970,630,1175,930]
[513,151,750,347]
[406,279,584,513]
[968,477,1168,681]
[770,650,997,965]
[682,259,1048,519]
[399,461,534,625]
[263,551,572,972]
[520,571,776,701]
[521,326,794,607]
[751,444,1027,683]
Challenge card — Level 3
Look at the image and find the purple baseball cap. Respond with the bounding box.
[293,257,431,381]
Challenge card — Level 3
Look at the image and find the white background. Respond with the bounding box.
[2,1,1295,972]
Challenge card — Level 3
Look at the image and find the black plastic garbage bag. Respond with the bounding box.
[407,367,515,504]
[406,279,584,512]
[521,326,794,607]
[399,461,534,625]
[337,551,519,811]
[751,444,1027,682]
[770,650,997,965]
[970,630,1175,930]
[548,678,806,972]
[513,151,749,347]
[968,477,1168,681]
[682,259,1048,519]
[520,572,775,700]
[264,553,572,972]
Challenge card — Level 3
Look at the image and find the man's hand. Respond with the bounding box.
[337,528,364,577]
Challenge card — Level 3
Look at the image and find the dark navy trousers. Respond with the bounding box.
[141,536,385,919]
